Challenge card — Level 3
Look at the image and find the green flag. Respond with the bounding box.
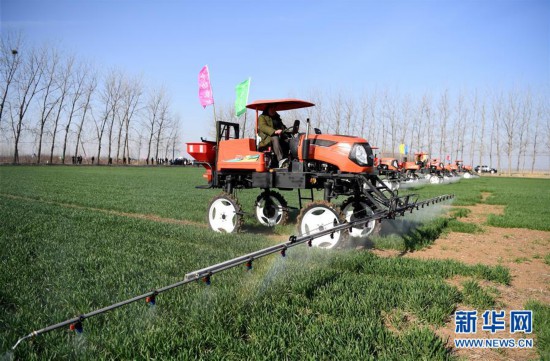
[235,78,250,117]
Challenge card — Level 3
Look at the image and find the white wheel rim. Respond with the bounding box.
[209,198,238,233]
[256,196,284,226]
[300,206,342,249]
[430,176,440,184]
[391,180,400,190]
[343,202,375,238]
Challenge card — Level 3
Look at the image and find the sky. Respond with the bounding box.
[1,0,549,155]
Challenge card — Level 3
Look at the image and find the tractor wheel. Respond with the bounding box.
[296,201,348,249]
[381,179,399,191]
[255,190,288,227]
[391,180,400,190]
[463,172,472,179]
[207,193,243,233]
[429,175,441,184]
[341,197,380,238]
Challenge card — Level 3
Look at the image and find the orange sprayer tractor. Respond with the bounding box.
[187,99,452,249]
[424,158,445,184]
[443,162,459,177]
[377,157,402,191]
[399,156,421,182]
[455,160,475,178]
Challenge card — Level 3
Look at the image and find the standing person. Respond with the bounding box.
[91,156,95,165]
[258,105,289,167]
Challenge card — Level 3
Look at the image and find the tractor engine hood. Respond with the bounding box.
[297,134,374,173]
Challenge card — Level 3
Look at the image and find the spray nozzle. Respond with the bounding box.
[280,246,287,257]
[307,238,313,247]
[146,291,157,306]
[245,258,253,271]
[69,317,84,334]
[202,273,211,286]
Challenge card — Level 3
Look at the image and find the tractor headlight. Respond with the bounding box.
[349,143,371,166]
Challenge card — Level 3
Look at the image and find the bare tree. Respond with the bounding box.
[62,61,90,163]
[35,47,60,164]
[343,97,355,135]
[11,46,45,163]
[0,33,23,128]
[478,97,487,166]
[106,71,124,163]
[167,114,181,161]
[530,96,544,173]
[49,54,74,165]
[95,69,122,164]
[437,89,450,161]
[117,75,142,163]
[397,94,412,159]
[423,93,435,157]
[154,99,171,161]
[502,90,519,174]
[306,89,327,133]
[491,92,504,172]
[74,69,97,162]
[329,91,344,134]
[454,92,468,162]
[358,91,369,139]
[145,86,166,163]
[411,93,427,155]
[516,90,531,171]
[468,91,479,165]
[367,90,380,146]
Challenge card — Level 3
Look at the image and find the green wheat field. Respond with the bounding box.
[1,166,548,360]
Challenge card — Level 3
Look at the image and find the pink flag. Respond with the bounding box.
[198,65,214,108]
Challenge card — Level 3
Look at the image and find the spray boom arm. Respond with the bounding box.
[11,193,453,351]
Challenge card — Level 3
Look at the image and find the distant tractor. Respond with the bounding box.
[377,157,401,191]
[443,162,459,177]
[399,156,421,182]
[454,160,476,178]
[426,158,445,184]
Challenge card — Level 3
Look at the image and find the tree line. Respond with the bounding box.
[219,86,549,174]
[2,33,548,173]
[0,33,181,165]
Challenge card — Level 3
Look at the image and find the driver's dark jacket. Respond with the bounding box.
[257,114,287,148]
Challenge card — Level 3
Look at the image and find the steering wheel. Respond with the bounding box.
[281,120,300,139]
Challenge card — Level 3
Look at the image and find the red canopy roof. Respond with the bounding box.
[246,98,315,111]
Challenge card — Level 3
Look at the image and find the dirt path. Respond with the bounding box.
[376,194,550,360]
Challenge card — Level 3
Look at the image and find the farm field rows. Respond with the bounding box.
[1,166,548,360]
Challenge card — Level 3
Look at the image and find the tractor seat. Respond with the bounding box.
[256,134,272,153]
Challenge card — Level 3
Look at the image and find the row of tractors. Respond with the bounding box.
[375,151,476,191]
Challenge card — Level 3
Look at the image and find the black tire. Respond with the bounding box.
[254,190,289,227]
[341,197,382,238]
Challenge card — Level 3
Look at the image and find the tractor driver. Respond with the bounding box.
[258,105,289,168]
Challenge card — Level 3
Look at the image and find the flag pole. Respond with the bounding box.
[241,77,251,138]
[209,66,217,127]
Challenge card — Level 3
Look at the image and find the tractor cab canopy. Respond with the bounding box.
[246,99,315,136]
[246,99,315,112]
